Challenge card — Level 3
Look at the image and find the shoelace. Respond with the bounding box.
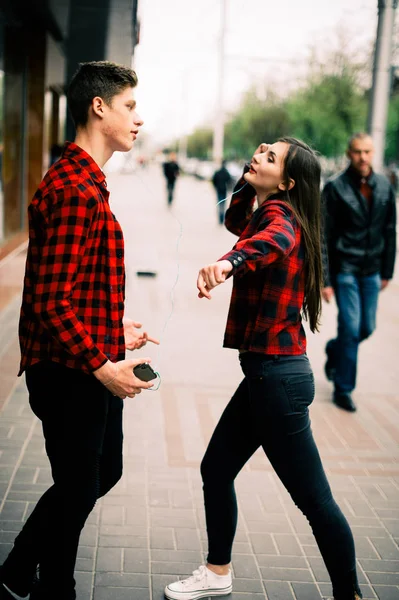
[182,566,207,586]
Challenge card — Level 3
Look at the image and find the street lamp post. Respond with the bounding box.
[212,0,227,165]
[368,0,398,173]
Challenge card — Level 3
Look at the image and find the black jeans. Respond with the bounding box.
[201,353,361,600]
[2,361,123,600]
[166,179,176,205]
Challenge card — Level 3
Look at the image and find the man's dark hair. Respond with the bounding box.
[67,61,138,129]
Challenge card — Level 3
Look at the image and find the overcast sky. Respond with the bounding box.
[133,0,396,146]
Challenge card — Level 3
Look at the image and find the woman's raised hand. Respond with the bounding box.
[253,143,269,157]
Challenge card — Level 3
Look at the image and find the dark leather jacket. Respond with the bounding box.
[322,166,397,286]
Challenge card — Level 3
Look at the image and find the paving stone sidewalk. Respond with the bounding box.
[0,167,398,600]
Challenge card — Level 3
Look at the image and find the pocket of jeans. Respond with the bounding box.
[281,373,315,413]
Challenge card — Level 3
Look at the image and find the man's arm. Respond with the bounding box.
[380,185,397,282]
[224,165,256,235]
[31,187,108,372]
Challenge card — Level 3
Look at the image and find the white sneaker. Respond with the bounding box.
[164,565,232,600]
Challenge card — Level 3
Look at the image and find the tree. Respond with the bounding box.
[224,88,291,159]
[186,127,213,160]
[286,41,370,157]
[385,94,399,162]
[287,73,368,157]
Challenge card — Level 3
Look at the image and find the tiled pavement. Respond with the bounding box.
[0,166,398,600]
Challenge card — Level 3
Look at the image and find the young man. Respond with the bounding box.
[322,132,396,412]
[0,61,158,600]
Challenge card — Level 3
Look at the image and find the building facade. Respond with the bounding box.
[0,0,139,249]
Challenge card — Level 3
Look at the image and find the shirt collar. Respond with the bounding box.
[346,164,375,187]
[62,141,107,187]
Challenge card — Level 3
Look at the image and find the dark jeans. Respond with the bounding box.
[327,272,380,393]
[216,191,226,225]
[166,179,176,205]
[200,353,361,600]
[2,361,123,600]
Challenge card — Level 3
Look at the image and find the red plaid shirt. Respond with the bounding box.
[18,142,125,376]
[219,173,306,355]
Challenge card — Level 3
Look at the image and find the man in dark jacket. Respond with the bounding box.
[212,160,232,225]
[322,132,396,412]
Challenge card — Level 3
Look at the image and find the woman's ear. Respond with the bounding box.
[278,178,295,191]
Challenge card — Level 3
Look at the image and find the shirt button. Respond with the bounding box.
[237,257,243,262]
[117,251,123,259]
[233,260,238,266]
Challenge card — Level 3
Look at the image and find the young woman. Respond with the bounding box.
[165,139,362,600]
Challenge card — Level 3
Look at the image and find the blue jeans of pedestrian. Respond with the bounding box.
[201,353,361,600]
[328,272,381,393]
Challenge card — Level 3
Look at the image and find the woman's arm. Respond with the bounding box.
[220,201,296,277]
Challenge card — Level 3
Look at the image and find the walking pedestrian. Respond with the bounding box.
[162,152,180,206]
[165,139,363,600]
[0,61,159,600]
[322,132,396,412]
[212,160,232,225]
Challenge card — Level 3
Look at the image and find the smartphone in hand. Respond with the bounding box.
[133,363,157,382]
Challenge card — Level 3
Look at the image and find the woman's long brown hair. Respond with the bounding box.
[278,137,323,333]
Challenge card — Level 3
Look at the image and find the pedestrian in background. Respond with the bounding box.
[0,61,159,600]
[165,139,363,600]
[212,160,232,225]
[322,132,396,412]
[162,151,180,206]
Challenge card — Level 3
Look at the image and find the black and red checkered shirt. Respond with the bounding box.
[219,174,306,355]
[18,142,125,376]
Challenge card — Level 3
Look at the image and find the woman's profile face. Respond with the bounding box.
[244,141,290,197]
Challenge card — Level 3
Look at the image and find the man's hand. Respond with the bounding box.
[322,286,334,303]
[123,318,160,350]
[381,279,389,291]
[197,260,233,299]
[93,357,155,399]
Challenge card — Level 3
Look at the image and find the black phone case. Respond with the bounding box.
[133,363,157,382]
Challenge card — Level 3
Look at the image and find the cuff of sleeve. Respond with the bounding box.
[86,350,109,373]
[219,250,247,276]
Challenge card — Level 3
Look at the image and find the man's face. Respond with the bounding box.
[101,86,143,152]
[347,136,374,177]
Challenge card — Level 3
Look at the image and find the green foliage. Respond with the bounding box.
[385,95,399,163]
[224,89,291,159]
[287,73,368,157]
[183,42,398,163]
[186,127,213,160]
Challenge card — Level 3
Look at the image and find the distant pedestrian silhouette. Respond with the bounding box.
[162,152,180,206]
[212,161,232,225]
